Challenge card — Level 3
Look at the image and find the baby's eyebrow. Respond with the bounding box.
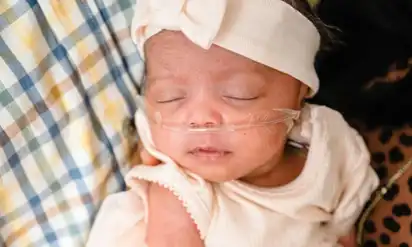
[221,72,267,86]
[146,75,173,83]
[145,75,184,91]
[146,71,268,89]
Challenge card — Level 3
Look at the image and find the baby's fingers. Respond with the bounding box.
[138,140,161,166]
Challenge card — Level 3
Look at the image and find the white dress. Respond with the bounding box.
[86,104,379,247]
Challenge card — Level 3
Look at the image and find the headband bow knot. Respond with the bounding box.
[132,0,227,54]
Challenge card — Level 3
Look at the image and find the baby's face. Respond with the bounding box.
[144,31,304,183]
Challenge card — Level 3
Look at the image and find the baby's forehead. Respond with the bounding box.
[143,31,296,92]
[145,31,277,76]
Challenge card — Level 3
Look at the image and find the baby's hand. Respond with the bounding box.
[338,228,357,247]
[146,183,204,247]
[134,140,161,166]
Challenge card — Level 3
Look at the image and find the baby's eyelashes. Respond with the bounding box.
[223,95,259,100]
[147,87,187,104]
[156,97,185,104]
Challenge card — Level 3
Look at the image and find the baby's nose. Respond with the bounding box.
[186,106,223,128]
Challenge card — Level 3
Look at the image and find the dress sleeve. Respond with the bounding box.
[326,152,379,237]
[86,190,148,247]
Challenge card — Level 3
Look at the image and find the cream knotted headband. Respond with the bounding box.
[131,0,321,96]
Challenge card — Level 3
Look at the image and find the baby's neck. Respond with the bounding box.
[239,146,307,188]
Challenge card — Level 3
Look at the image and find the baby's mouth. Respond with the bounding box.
[189,147,232,157]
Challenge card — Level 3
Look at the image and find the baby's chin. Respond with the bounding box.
[185,168,246,183]
[178,158,253,183]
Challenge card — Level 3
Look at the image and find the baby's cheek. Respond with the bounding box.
[236,126,287,161]
[150,128,184,158]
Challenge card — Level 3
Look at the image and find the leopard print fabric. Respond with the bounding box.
[359,123,412,247]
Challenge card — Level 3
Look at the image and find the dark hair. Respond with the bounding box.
[282,0,334,50]
[309,0,412,128]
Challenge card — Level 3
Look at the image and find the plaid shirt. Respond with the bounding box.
[0,1,142,246]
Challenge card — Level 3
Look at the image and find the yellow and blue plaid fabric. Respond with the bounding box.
[0,0,143,246]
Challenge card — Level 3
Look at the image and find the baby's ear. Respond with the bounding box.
[297,83,310,106]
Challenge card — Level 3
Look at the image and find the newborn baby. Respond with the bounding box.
[86,0,379,246]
